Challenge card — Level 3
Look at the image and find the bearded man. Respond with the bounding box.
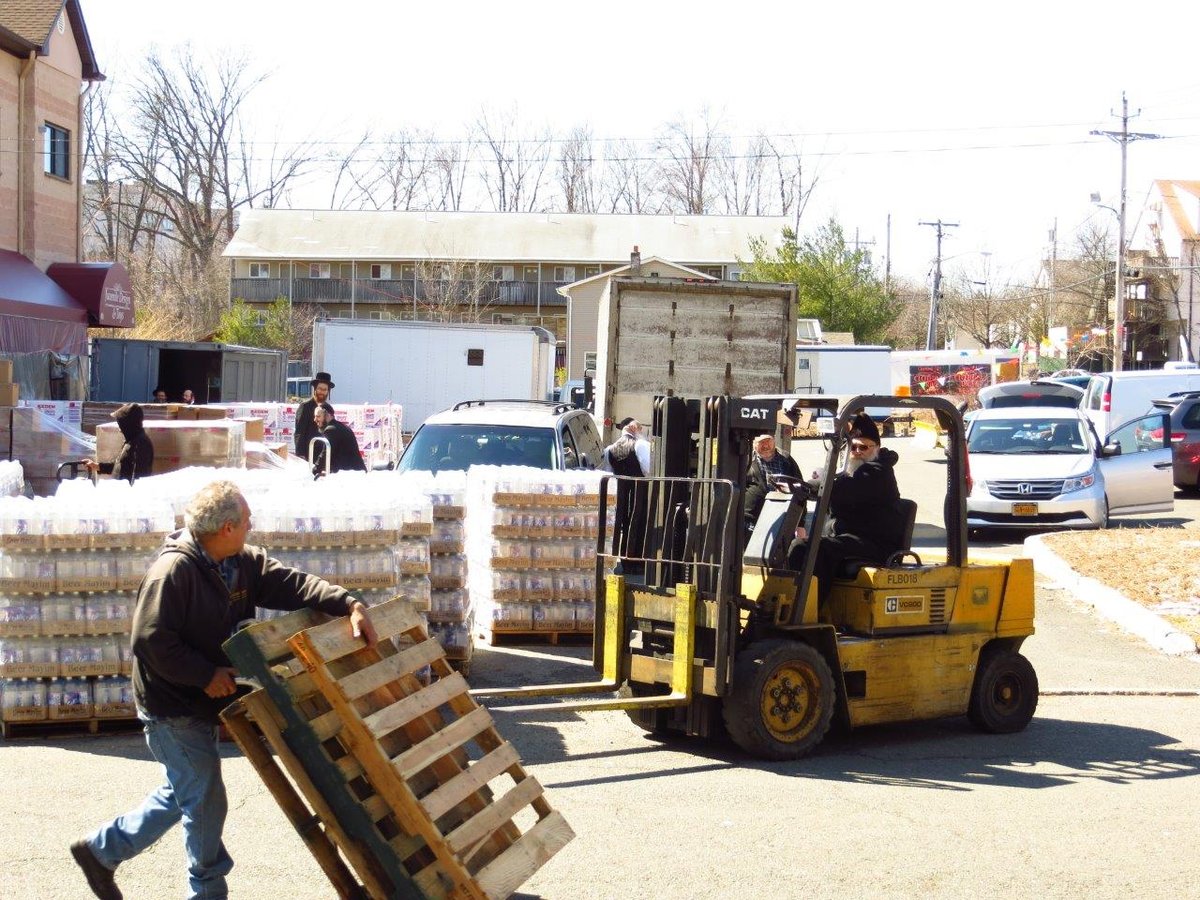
[788,412,905,603]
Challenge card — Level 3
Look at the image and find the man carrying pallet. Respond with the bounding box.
[70,480,377,900]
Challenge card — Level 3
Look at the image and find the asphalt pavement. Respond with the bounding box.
[4,436,1200,899]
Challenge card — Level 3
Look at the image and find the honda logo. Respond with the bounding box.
[1017,483,1034,495]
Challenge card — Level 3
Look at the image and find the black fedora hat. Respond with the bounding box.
[310,372,335,388]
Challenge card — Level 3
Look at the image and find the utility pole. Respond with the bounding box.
[920,219,958,350]
[885,214,892,298]
[1091,93,1163,371]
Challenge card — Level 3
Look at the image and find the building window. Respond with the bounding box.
[467,348,484,366]
[493,265,515,281]
[44,123,70,179]
[308,263,331,279]
[552,265,576,283]
[370,263,391,280]
[582,266,600,278]
[249,262,271,278]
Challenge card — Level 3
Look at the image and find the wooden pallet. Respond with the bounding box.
[222,599,572,899]
[1,715,141,740]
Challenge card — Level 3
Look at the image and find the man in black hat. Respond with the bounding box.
[788,412,905,603]
[295,372,335,459]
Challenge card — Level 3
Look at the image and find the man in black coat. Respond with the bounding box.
[295,371,335,458]
[84,402,155,484]
[311,402,367,476]
[789,413,905,602]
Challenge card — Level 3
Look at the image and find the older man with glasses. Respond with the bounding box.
[788,412,905,606]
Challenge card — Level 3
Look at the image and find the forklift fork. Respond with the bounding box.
[469,579,695,715]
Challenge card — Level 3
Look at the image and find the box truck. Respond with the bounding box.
[311,319,557,427]
[593,277,796,440]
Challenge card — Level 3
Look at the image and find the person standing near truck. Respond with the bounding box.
[601,418,651,558]
[295,371,335,459]
[70,480,377,900]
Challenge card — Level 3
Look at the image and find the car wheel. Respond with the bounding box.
[1098,498,1110,529]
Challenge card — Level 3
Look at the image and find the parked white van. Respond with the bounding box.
[1082,368,1200,436]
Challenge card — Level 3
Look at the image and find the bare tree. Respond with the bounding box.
[655,109,728,215]
[476,107,553,212]
[328,128,435,210]
[413,258,496,323]
[941,261,1027,349]
[557,126,597,213]
[600,138,660,214]
[431,139,472,211]
[116,48,315,273]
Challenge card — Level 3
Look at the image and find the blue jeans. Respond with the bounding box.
[88,714,233,900]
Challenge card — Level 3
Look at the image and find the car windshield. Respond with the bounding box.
[967,418,1090,455]
[397,423,558,472]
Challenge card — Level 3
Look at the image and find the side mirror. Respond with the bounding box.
[1100,441,1122,458]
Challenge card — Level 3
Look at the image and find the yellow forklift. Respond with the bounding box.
[474,394,1038,760]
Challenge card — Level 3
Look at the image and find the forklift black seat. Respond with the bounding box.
[835,498,918,578]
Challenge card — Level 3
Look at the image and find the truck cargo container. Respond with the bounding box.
[593,277,795,440]
[311,319,557,427]
[89,338,286,403]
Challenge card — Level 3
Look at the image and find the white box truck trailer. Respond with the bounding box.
[312,319,557,427]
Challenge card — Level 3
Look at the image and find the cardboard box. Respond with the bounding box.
[96,419,247,474]
[0,384,19,406]
[0,359,12,383]
[236,417,265,442]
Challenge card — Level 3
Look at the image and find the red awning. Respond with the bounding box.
[47,261,135,327]
[0,250,89,355]
[0,250,90,325]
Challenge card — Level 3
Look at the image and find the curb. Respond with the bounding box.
[1024,534,1198,656]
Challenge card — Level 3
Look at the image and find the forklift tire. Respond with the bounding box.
[968,647,1038,733]
[722,639,835,760]
[618,681,673,736]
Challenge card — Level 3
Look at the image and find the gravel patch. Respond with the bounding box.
[1041,525,1200,647]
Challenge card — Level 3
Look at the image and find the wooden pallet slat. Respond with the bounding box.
[340,638,445,702]
[445,776,544,859]
[394,706,494,781]
[419,742,521,823]
[362,673,469,740]
[474,811,575,900]
[301,599,426,664]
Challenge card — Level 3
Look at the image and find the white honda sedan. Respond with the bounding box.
[965,407,1174,531]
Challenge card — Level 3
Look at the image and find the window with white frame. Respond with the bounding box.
[248,262,271,278]
[493,265,515,281]
[582,266,600,278]
[308,263,331,279]
[552,265,576,283]
[44,123,70,179]
[370,264,392,280]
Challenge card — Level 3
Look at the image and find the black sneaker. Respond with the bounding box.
[69,841,122,900]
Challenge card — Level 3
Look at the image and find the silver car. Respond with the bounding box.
[965,407,1174,531]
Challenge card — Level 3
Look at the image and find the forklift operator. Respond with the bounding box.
[787,412,905,601]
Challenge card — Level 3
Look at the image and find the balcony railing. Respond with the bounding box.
[230,277,569,307]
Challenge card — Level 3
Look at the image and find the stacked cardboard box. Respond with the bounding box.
[0,360,16,409]
[95,419,247,475]
[11,408,97,497]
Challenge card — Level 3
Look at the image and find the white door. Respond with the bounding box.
[1099,413,1175,515]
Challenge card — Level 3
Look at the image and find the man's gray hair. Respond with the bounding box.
[185,480,245,537]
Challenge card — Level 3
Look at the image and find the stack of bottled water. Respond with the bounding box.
[465,467,611,637]
[0,461,23,498]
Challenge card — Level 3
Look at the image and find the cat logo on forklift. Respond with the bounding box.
[885,595,925,615]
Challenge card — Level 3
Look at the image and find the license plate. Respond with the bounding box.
[1011,502,1039,516]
